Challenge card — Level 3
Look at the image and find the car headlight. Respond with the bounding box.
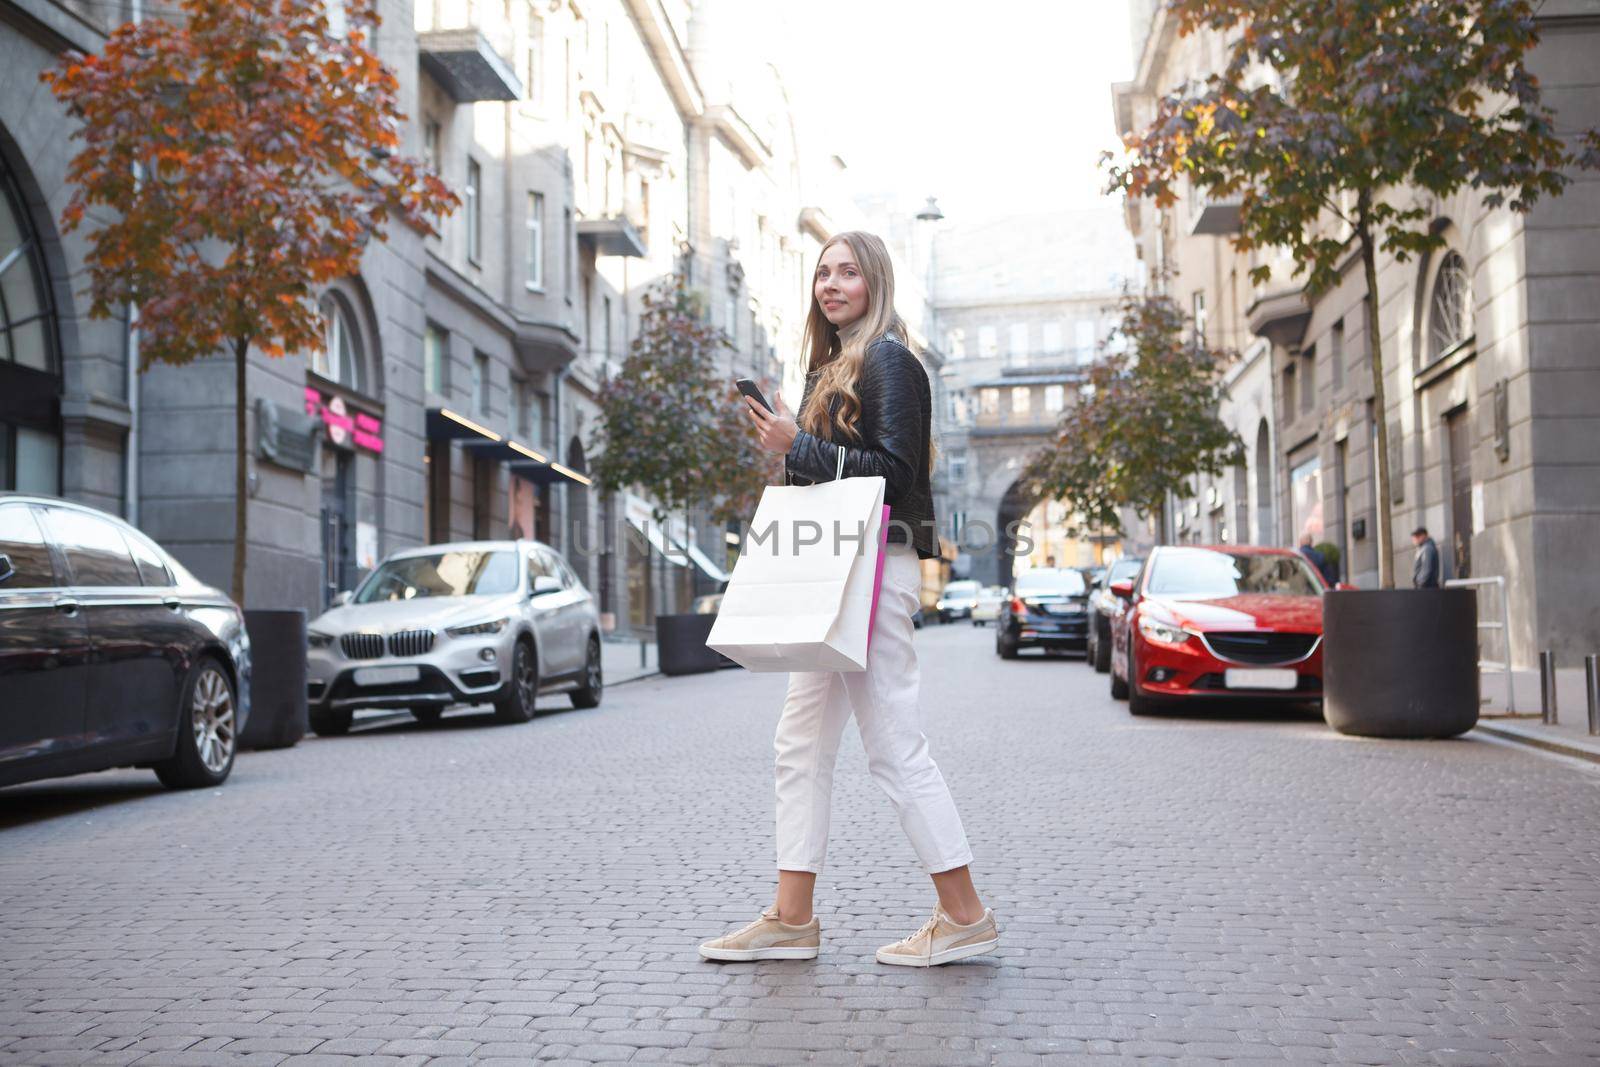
[1137,615,1191,647]
[307,630,334,649]
[446,617,510,638]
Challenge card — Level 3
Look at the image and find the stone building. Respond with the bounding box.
[1112,1,1600,665]
[2,0,886,639]
[928,207,1140,586]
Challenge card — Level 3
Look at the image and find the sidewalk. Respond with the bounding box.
[1474,665,1600,764]
[602,633,659,685]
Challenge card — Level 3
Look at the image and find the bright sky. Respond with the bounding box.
[767,0,1137,224]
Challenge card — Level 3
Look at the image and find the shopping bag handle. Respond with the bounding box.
[832,447,845,482]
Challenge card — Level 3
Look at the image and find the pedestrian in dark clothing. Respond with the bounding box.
[1411,527,1441,588]
[1297,534,1332,586]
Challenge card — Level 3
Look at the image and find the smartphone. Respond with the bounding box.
[736,377,774,414]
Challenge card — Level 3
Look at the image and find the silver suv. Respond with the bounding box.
[305,540,602,735]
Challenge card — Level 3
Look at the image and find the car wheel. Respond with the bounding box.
[1093,622,1112,673]
[153,657,238,789]
[411,705,446,725]
[494,638,538,724]
[1109,647,1129,700]
[570,635,603,710]
[997,633,1019,660]
[310,709,353,736]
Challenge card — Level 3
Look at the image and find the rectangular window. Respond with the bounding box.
[951,453,967,482]
[465,157,482,264]
[1289,452,1324,544]
[602,295,613,360]
[1331,319,1345,393]
[1192,289,1208,347]
[423,322,447,395]
[473,352,490,417]
[525,14,542,105]
[1044,384,1065,412]
[1008,323,1028,357]
[726,293,739,345]
[947,329,965,359]
[423,119,441,173]
[0,425,60,495]
[979,387,999,415]
[1282,362,1297,421]
[526,191,544,290]
[1041,322,1063,354]
[978,325,998,358]
[1300,344,1316,413]
[564,207,574,294]
[1075,320,1096,360]
[1011,386,1031,415]
[515,380,530,437]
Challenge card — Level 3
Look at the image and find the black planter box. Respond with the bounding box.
[1323,588,1479,739]
[656,612,727,676]
[240,609,308,750]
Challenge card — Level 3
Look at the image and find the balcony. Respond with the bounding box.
[1245,245,1310,348]
[1000,349,1094,377]
[417,3,521,102]
[576,213,647,258]
[1187,191,1242,236]
[970,408,1063,438]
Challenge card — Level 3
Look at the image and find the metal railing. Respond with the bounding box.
[1445,575,1514,714]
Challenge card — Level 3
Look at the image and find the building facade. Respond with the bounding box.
[927,208,1140,586]
[5,0,937,639]
[1112,0,1600,665]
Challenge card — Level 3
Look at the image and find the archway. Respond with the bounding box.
[566,435,592,589]
[993,479,1034,587]
[1254,419,1276,545]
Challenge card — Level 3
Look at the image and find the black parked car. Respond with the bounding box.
[995,566,1091,658]
[0,494,251,790]
[1085,556,1145,673]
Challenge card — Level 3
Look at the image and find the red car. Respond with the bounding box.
[1108,544,1329,715]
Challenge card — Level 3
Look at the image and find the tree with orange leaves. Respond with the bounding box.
[44,0,457,605]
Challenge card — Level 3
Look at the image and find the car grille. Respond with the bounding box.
[340,633,385,660]
[387,629,436,657]
[1202,631,1319,665]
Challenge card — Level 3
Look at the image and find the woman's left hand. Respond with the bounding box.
[745,390,799,455]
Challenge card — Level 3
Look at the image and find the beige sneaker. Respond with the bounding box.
[698,905,820,961]
[876,905,999,967]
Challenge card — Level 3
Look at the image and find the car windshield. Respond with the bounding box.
[1145,548,1323,597]
[944,581,979,596]
[1107,558,1143,584]
[1015,569,1086,596]
[354,550,520,603]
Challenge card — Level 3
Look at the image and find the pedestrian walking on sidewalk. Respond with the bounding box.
[700,230,999,968]
[1412,526,1442,589]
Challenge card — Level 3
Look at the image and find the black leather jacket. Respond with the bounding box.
[783,336,939,560]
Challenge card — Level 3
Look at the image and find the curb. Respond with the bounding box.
[1473,719,1600,766]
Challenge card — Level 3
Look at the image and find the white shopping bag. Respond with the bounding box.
[706,450,888,672]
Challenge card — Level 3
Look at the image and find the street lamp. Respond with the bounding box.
[915,196,944,222]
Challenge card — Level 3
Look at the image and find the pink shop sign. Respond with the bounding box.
[305,387,385,453]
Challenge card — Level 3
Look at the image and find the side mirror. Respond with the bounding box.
[1109,579,1134,600]
[332,590,352,607]
[0,552,12,585]
[1335,582,1358,591]
[531,574,562,596]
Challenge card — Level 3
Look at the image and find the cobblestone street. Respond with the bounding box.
[2,623,1599,1066]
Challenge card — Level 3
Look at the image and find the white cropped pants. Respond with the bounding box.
[772,546,975,876]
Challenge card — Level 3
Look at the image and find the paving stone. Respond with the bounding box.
[2,626,1599,1064]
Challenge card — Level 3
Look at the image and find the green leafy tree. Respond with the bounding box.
[589,273,773,579]
[44,0,456,605]
[1106,0,1600,586]
[1021,290,1244,540]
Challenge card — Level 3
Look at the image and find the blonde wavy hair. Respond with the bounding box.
[798,230,935,476]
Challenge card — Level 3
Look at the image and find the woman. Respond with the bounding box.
[698,231,998,967]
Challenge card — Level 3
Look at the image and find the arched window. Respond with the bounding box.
[314,292,366,392]
[0,163,53,374]
[0,156,60,494]
[1427,251,1472,364]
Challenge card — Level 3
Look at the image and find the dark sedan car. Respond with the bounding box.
[0,494,251,790]
[1085,556,1145,673]
[995,566,1090,658]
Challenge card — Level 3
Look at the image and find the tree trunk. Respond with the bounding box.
[232,336,249,606]
[1356,212,1396,589]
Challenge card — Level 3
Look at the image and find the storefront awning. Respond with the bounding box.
[427,407,591,488]
[624,512,730,583]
